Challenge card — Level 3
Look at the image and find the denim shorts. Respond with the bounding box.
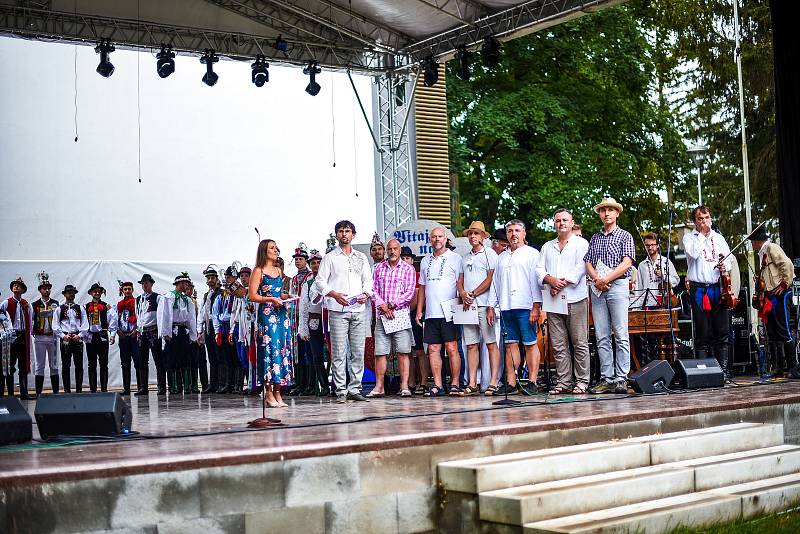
[501,309,538,345]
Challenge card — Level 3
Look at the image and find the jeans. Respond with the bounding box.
[591,278,630,383]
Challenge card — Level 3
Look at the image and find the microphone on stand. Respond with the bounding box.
[255,227,260,241]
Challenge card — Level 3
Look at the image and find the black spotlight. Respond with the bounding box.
[421,55,438,87]
[274,35,289,55]
[251,55,269,87]
[95,38,115,78]
[200,49,219,86]
[156,44,176,78]
[303,60,321,96]
[481,36,502,68]
[455,45,472,81]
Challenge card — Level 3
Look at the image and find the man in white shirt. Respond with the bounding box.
[53,284,89,393]
[137,274,165,395]
[157,273,198,395]
[636,233,679,309]
[314,220,373,402]
[536,209,590,394]
[298,250,330,396]
[415,226,463,396]
[0,278,35,399]
[457,221,500,395]
[682,206,733,380]
[31,273,60,395]
[494,220,543,395]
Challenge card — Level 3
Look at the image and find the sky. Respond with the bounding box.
[0,37,377,269]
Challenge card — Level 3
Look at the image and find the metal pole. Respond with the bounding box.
[733,0,757,334]
[697,166,703,206]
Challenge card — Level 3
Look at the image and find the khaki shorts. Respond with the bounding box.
[462,307,498,346]
[374,317,414,355]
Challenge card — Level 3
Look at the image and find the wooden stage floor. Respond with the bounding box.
[3,379,800,487]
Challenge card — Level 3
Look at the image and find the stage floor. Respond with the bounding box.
[3,379,800,487]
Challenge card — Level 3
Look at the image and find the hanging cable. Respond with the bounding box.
[330,71,336,168]
[352,81,359,197]
[137,0,142,183]
[73,0,78,142]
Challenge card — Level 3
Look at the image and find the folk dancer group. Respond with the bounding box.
[2,200,797,403]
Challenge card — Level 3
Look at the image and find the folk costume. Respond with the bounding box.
[137,274,165,395]
[185,281,202,394]
[0,291,18,398]
[211,266,237,393]
[31,272,61,395]
[0,278,36,399]
[114,281,139,395]
[198,266,222,393]
[298,250,329,395]
[230,276,256,394]
[157,273,198,394]
[53,284,89,393]
[85,282,117,393]
[289,242,314,395]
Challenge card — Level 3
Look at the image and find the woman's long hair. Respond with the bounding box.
[255,239,276,269]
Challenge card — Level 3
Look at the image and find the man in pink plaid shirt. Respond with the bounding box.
[369,239,417,397]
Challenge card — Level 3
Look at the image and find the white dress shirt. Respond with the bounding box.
[495,245,543,311]
[636,255,680,307]
[53,302,89,339]
[313,246,374,313]
[136,292,159,331]
[0,297,34,332]
[85,301,118,336]
[536,235,589,304]
[157,292,198,342]
[682,229,732,284]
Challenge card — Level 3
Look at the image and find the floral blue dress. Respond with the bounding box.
[257,272,294,386]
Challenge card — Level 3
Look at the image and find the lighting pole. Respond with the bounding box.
[688,145,708,206]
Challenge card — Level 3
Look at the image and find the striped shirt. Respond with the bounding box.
[372,259,417,311]
[583,226,635,278]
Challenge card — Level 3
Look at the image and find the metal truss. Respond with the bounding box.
[0,4,384,72]
[373,73,417,237]
[400,0,619,64]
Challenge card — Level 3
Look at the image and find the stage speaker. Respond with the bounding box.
[630,360,675,393]
[0,397,33,445]
[34,393,133,439]
[672,358,725,389]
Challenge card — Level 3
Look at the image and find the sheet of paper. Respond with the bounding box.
[542,288,568,314]
[451,301,479,325]
[590,259,613,297]
[341,294,365,312]
[380,308,412,334]
[440,297,460,322]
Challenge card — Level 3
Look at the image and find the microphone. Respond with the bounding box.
[254,227,260,241]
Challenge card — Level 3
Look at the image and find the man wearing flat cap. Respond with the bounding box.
[750,228,799,378]
[584,197,636,394]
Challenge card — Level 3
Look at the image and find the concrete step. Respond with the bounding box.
[479,445,800,525]
[438,423,782,494]
[522,493,742,534]
[707,473,800,518]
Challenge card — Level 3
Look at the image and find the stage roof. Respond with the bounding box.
[0,0,623,74]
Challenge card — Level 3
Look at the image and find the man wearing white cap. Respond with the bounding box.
[584,197,635,394]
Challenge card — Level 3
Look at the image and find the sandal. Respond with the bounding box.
[424,385,444,397]
[484,384,498,396]
[463,385,479,396]
[448,385,465,397]
[572,384,588,394]
[400,389,412,397]
[548,385,572,395]
[414,385,426,395]
[366,390,385,398]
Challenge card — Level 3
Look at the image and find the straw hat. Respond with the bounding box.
[593,197,624,214]
[462,220,490,238]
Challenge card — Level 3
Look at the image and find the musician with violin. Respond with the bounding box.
[637,233,680,309]
[682,206,735,381]
[749,228,799,378]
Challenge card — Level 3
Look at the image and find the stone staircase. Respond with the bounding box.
[438,423,800,533]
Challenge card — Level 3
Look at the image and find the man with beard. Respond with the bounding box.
[137,274,164,395]
[31,272,60,395]
[158,273,198,394]
[197,266,222,393]
[0,278,35,398]
[53,284,88,393]
[111,281,138,395]
[314,220,373,402]
[85,282,116,393]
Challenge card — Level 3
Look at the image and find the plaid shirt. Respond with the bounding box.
[583,226,635,278]
[372,260,417,311]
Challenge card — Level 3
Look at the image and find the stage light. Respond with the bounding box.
[422,55,438,87]
[455,45,472,81]
[200,49,219,86]
[94,38,115,78]
[303,60,321,96]
[482,36,502,68]
[274,35,289,54]
[156,44,176,78]
[251,55,269,87]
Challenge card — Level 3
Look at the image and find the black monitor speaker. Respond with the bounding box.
[0,397,33,444]
[630,360,675,393]
[34,393,132,439]
[672,358,725,389]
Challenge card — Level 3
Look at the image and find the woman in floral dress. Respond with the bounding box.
[248,239,294,408]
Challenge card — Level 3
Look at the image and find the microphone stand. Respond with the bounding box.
[488,242,521,406]
[664,209,678,361]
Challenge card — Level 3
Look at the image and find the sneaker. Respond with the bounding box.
[589,379,616,394]
[336,394,347,404]
[614,382,629,394]
[518,381,538,396]
[346,392,369,402]
[494,383,519,396]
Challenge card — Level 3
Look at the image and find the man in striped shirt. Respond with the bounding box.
[370,239,417,397]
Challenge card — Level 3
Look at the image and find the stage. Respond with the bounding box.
[3,380,800,533]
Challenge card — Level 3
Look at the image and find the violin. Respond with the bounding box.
[718,254,738,309]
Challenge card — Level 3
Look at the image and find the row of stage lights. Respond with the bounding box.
[92,34,502,92]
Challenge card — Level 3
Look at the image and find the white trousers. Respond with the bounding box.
[34,335,60,375]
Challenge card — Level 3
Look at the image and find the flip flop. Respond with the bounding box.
[366,391,385,398]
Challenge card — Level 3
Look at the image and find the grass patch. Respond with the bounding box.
[669,508,800,533]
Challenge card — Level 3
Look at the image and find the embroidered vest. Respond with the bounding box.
[32,298,59,336]
[59,302,82,323]
[86,301,109,330]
